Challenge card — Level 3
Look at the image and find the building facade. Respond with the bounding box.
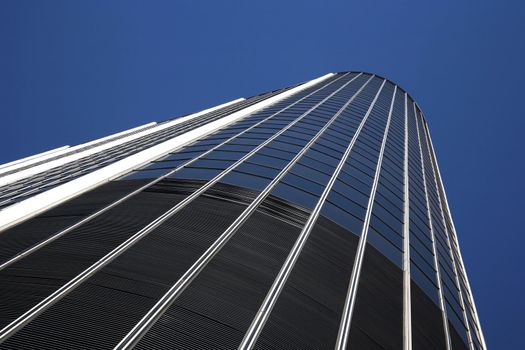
[0,72,485,349]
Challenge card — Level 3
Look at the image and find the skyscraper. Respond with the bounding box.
[0,72,485,349]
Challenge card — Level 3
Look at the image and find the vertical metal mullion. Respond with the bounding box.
[0,73,348,272]
[334,82,396,350]
[425,121,486,349]
[419,115,478,350]
[238,78,389,350]
[115,74,376,350]
[0,74,336,233]
[0,73,359,345]
[402,93,412,350]
[413,104,452,350]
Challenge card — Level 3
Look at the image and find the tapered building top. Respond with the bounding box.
[0,72,485,349]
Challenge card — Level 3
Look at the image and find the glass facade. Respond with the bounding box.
[0,72,485,349]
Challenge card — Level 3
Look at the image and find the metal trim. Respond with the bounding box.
[0,146,71,173]
[236,76,386,350]
[0,101,240,187]
[402,92,412,350]
[422,119,486,349]
[0,72,350,344]
[114,73,373,350]
[420,111,474,350]
[334,80,396,350]
[0,74,333,232]
[0,73,343,271]
[413,102,452,350]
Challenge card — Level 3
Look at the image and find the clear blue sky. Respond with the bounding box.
[1,1,523,347]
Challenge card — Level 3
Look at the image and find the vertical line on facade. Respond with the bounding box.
[420,116,479,350]
[425,120,486,349]
[116,74,376,350]
[0,99,242,188]
[413,103,452,350]
[402,92,412,350]
[238,77,389,350]
[0,73,335,233]
[334,81,396,350]
[0,73,358,344]
[0,73,348,273]
[0,72,487,350]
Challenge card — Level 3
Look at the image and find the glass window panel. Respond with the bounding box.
[190,138,225,147]
[163,151,203,161]
[141,160,182,171]
[410,232,435,261]
[278,135,307,147]
[445,301,469,344]
[372,203,403,234]
[292,162,331,184]
[374,190,403,218]
[344,159,374,182]
[235,161,281,179]
[248,153,289,169]
[220,171,271,191]
[189,158,233,170]
[327,189,367,220]
[300,154,334,175]
[176,145,212,153]
[216,144,255,153]
[170,167,221,181]
[411,261,441,305]
[259,146,294,161]
[271,181,318,209]
[367,227,403,267]
[203,150,241,161]
[281,173,325,196]
[309,145,340,164]
[410,249,437,285]
[119,168,171,181]
[270,140,303,154]
[368,214,403,250]
[332,179,369,207]
[229,138,263,146]
[321,201,364,235]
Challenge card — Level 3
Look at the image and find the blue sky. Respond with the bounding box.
[1,0,523,346]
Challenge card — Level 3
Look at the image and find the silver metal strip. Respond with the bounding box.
[0,99,241,187]
[0,75,334,232]
[333,81,395,350]
[0,73,347,272]
[419,115,476,350]
[413,103,452,350]
[424,119,486,349]
[0,123,158,177]
[114,74,376,350]
[0,146,70,172]
[402,93,412,350]
[0,73,359,344]
[425,121,486,349]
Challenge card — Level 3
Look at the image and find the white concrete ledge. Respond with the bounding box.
[0,98,246,186]
[0,146,70,172]
[0,73,334,232]
[0,122,158,178]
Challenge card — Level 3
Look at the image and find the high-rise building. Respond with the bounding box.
[0,72,485,349]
